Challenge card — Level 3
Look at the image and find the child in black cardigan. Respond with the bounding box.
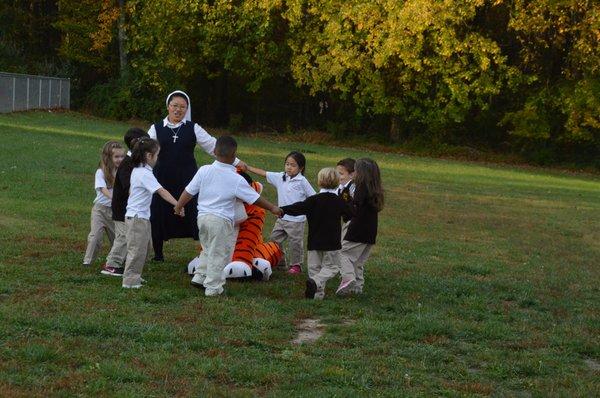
[336,158,384,295]
[281,167,353,299]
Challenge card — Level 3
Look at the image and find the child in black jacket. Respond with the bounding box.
[281,167,353,299]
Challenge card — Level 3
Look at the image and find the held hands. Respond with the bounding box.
[271,206,283,218]
[174,206,185,217]
[236,160,248,172]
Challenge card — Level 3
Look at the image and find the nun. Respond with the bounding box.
[147,90,246,261]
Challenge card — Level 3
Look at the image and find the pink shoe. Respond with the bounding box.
[336,279,355,295]
[287,264,302,274]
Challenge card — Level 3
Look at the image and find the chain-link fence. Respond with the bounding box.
[0,72,70,113]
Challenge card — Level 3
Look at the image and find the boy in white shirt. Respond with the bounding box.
[175,136,282,296]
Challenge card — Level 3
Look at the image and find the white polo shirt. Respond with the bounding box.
[266,171,316,222]
[185,161,260,223]
[125,165,162,220]
[93,168,112,207]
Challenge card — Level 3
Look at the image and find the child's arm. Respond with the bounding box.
[253,196,282,217]
[246,165,267,177]
[158,188,185,217]
[174,190,193,216]
[341,201,355,223]
[100,187,112,199]
[280,198,311,217]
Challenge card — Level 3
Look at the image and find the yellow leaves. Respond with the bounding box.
[91,0,119,52]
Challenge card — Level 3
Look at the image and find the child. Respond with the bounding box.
[336,158,355,200]
[122,138,181,289]
[83,141,125,266]
[336,158,355,238]
[246,151,316,274]
[101,128,149,276]
[281,167,353,299]
[175,136,282,296]
[336,158,384,296]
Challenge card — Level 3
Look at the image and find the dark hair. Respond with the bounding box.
[167,92,189,106]
[124,127,149,150]
[131,138,160,167]
[238,170,253,185]
[283,151,306,181]
[337,158,356,173]
[354,158,384,212]
[215,135,237,158]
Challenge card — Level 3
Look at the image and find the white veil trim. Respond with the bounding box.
[166,90,192,122]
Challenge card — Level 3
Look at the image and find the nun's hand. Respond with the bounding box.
[236,160,248,172]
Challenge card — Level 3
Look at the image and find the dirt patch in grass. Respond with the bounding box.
[293,318,325,345]
[443,381,494,395]
[584,358,600,371]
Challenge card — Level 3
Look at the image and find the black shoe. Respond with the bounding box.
[305,278,317,299]
[152,256,164,262]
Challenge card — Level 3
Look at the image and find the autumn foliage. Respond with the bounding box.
[1,0,599,164]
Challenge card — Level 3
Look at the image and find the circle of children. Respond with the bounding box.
[83,91,384,299]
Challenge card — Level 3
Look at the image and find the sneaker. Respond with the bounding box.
[190,274,205,289]
[287,264,302,274]
[83,263,91,267]
[305,278,317,299]
[152,255,164,262]
[205,288,224,297]
[336,279,356,295]
[122,283,142,289]
[100,264,124,277]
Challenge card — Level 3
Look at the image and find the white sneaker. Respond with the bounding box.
[191,274,205,289]
[205,288,224,297]
[122,283,142,289]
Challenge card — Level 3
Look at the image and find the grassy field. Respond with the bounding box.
[0,111,599,397]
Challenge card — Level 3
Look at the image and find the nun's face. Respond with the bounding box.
[167,96,188,124]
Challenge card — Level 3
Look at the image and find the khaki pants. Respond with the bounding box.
[308,250,341,299]
[341,221,350,241]
[106,220,127,268]
[340,241,373,292]
[269,219,305,267]
[106,221,153,268]
[194,214,236,296]
[83,203,115,265]
[123,216,151,286]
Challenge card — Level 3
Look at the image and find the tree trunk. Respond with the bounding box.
[389,114,401,142]
[118,0,129,79]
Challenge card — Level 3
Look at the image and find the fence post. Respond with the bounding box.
[39,79,42,108]
[48,79,52,107]
[26,78,30,110]
[12,77,16,112]
[59,80,62,108]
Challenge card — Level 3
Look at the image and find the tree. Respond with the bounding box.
[284,0,515,141]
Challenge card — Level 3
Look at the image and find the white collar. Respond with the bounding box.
[342,179,353,188]
[213,160,236,170]
[319,188,338,194]
[143,164,153,171]
[163,116,185,128]
[286,173,302,181]
[127,150,132,157]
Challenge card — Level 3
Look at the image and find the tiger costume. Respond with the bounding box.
[187,175,283,281]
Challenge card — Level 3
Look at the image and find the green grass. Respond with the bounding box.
[0,111,599,397]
